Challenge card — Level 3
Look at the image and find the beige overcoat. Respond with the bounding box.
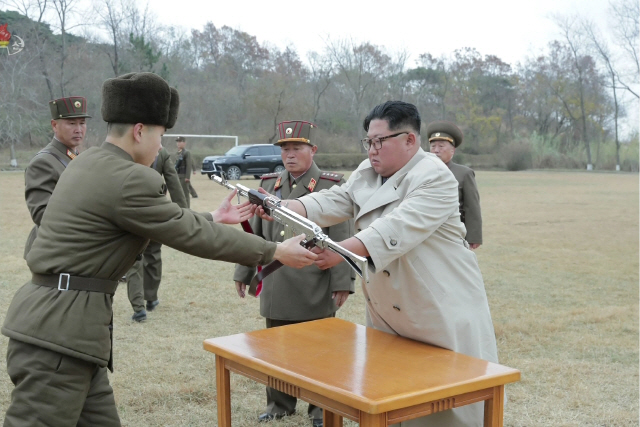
[300,149,498,427]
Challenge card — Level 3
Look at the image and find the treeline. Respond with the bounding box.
[0,0,638,171]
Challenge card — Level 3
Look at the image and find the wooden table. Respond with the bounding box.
[203,318,520,427]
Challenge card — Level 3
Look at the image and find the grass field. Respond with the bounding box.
[0,170,638,426]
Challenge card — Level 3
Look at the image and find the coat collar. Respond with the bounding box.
[101,141,135,162]
[51,138,78,160]
[356,149,428,219]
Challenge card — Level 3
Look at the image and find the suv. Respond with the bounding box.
[201,144,284,180]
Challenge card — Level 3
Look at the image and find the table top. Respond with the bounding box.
[204,318,520,413]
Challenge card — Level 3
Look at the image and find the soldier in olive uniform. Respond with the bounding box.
[2,72,316,426]
[188,157,199,198]
[427,120,482,249]
[23,96,91,258]
[127,146,188,321]
[175,136,193,207]
[234,121,355,427]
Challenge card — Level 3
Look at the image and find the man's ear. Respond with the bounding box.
[406,132,417,148]
[51,119,58,133]
[132,123,144,143]
[311,145,318,156]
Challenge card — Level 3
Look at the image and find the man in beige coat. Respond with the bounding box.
[2,72,316,426]
[270,101,498,427]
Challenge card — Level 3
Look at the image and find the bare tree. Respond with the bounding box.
[609,0,639,98]
[307,51,334,123]
[553,15,595,170]
[7,0,55,99]
[93,0,131,76]
[50,0,84,96]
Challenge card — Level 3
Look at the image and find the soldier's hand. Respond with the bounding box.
[312,246,343,270]
[332,291,350,308]
[211,189,256,224]
[469,243,481,250]
[235,281,247,298]
[273,234,317,268]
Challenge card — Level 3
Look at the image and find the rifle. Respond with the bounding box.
[211,175,369,288]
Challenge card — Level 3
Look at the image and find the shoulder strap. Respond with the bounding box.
[320,171,344,182]
[36,149,69,168]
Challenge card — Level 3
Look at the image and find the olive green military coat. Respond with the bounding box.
[23,138,76,257]
[447,161,482,245]
[234,162,355,321]
[154,147,187,208]
[3,142,276,368]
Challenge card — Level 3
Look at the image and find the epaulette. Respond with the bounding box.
[320,171,344,182]
[260,172,279,180]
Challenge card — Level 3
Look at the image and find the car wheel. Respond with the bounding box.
[207,173,213,179]
[253,175,261,179]
[226,166,242,180]
[273,165,285,174]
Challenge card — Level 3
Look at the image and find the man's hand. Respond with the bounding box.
[311,246,344,270]
[211,189,257,224]
[273,234,317,268]
[235,281,247,298]
[332,290,350,308]
[469,243,481,250]
[185,178,190,183]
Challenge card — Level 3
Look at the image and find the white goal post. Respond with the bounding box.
[163,134,238,146]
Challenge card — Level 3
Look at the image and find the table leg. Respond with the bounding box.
[483,385,505,427]
[216,355,232,427]
[360,412,387,427]
[323,409,343,427]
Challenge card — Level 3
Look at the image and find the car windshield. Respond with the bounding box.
[224,146,246,157]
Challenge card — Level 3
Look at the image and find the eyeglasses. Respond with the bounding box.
[361,132,408,151]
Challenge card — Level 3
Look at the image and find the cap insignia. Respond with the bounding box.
[435,133,440,137]
[285,127,293,135]
[74,101,81,108]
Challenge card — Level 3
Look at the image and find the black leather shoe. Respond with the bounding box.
[132,310,147,322]
[258,412,290,422]
[312,419,323,427]
[146,300,160,311]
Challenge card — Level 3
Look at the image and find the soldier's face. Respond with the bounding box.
[429,140,455,164]
[176,141,186,150]
[51,118,86,149]
[366,119,414,178]
[281,142,317,176]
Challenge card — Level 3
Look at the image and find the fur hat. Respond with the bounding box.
[101,72,179,128]
[426,120,464,148]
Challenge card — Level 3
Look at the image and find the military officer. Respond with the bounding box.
[23,96,91,257]
[2,72,316,426]
[263,101,499,427]
[175,136,193,207]
[234,120,355,427]
[426,120,482,249]
[127,146,188,321]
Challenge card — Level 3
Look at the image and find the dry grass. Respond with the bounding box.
[0,170,637,426]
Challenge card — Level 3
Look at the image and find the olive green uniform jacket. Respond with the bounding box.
[23,138,77,257]
[3,142,277,369]
[234,162,355,321]
[447,161,482,245]
[154,147,187,208]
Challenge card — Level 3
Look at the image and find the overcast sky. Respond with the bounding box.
[148,0,612,66]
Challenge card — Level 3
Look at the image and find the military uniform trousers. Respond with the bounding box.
[127,240,163,311]
[178,174,190,208]
[4,339,120,427]
[264,314,335,419]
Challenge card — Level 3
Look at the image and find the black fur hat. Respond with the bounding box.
[101,72,179,128]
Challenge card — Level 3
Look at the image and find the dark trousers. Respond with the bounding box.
[4,339,121,427]
[188,181,198,197]
[264,316,334,420]
[127,240,163,311]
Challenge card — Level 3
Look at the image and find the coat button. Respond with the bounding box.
[280,230,285,237]
[393,305,401,311]
[383,270,390,277]
[390,239,397,246]
[292,184,297,188]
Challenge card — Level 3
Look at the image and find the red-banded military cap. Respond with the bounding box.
[275,120,317,146]
[426,120,464,148]
[49,96,91,120]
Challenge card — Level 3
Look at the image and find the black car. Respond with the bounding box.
[201,144,284,180]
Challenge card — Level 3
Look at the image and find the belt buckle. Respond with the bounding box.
[58,273,70,291]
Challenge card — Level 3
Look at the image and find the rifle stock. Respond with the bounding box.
[211,175,369,283]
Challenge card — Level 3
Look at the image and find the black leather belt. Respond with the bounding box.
[32,273,119,294]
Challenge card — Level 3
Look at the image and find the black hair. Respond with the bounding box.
[363,101,421,134]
